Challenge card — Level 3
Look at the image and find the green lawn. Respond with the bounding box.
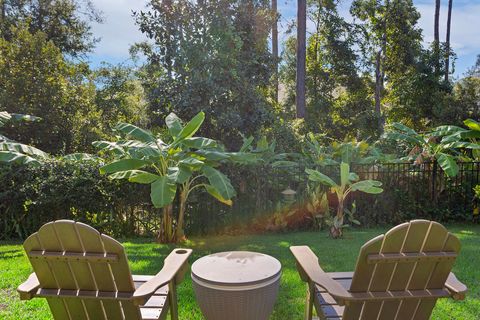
[1,225,479,319]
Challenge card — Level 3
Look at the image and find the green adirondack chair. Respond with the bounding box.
[17,220,192,320]
[291,220,467,320]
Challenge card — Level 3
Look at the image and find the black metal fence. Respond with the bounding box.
[184,162,480,234]
[2,160,479,239]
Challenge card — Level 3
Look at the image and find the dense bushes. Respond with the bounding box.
[352,163,478,226]
[0,160,158,239]
[1,159,477,240]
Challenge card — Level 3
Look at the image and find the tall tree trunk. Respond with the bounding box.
[374,1,388,134]
[312,2,321,101]
[445,0,453,82]
[374,50,383,131]
[296,0,306,119]
[434,0,441,75]
[272,0,279,103]
[0,1,5,37]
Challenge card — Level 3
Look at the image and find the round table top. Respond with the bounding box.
[191,251,282,286]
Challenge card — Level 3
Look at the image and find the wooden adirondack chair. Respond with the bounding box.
[290,220,467,320]
[17,220,192,320]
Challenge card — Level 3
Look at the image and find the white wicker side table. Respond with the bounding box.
[191,251,282,320]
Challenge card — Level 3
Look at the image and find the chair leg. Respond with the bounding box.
[168,281,178,320]
[305,282,314,320]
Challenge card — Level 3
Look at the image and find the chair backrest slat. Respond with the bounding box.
[74,222,124,319]
[54,220,109,320]
[342,234,383,319]
[28,250,118,263]
[344,220,461,320]
[367,251,457,264]
[23,220,142,320]
[376,220,430,319]
[23,231,71,319]
[361,221,409,320]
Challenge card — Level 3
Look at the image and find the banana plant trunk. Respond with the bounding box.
[330,199,344,239]
[157,204,175,243]
[176,188,188,241]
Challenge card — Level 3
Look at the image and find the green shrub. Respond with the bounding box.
[0,159,156,239]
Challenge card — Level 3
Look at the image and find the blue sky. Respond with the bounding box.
[87,0,480,77]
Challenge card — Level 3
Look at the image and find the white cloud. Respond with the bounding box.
[416,3,480,56]
[90,0,146,58]
[88,0,480,73]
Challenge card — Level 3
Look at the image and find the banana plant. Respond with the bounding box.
[385,122,480,177]
[302,132,393,167]
[461,119,480,159]
[95,111,256,242]
[306,162,383,238]
[0,111,47,166]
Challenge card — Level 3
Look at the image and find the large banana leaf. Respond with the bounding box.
[151,176,177,208]
[430,125,467,137]
[385,131,423,145]
[0,142,48,159]
[168,166,192,184]
[0,151,41,166]
[202,166,236,200]
[436,153,459,177]
[114,123,156,143]
[205,185,233,206]
[108,170,160,184]
[165,113,183,137]
[62,153,97,161]
[183,137,217,149]
[443,141,480,150]
[340,162,350,186]
[350,180,383,194]
[391,122,420,136]
[93,140,126,155]
[1,111,41,127]
[99,158,149,174]
[177,112,205,140]
[305,168,336,187]
[194,150,230,161]
[179,157,205,170]
[464,119,480,131]
[0,111,11,127]
[240,136,254,152]
[226,152,258,164]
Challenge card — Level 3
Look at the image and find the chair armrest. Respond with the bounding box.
[445,272,467,300]
[290,246,352,305]
[17,273,40,300]
[132,248,192,305]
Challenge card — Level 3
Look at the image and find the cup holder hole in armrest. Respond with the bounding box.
[175,249,188,254]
